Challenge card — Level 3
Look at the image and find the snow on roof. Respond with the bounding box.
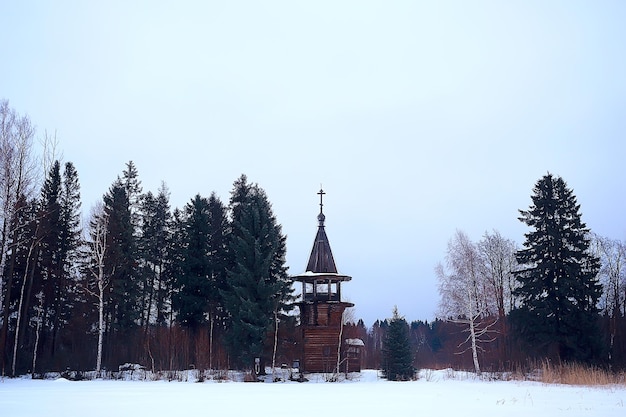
[345,338,365,346]
[293,271,347,277]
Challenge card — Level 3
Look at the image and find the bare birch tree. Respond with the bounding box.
[436,230,498,375]
[0,101,38,316]
[11,220,42,376]
[0,101,38,375]
[591,233,626,364]
[83,203,109,374]
[478,230,518,361]
[592,234,626,318]
[478,230,519,319]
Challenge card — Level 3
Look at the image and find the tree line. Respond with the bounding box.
[344,175,625,376]
[430,173,626,372]
[2,100,625,378]
[0,100,295,376]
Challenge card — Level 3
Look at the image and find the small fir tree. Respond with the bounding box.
[382,307,414,381]
[511,173,602,362]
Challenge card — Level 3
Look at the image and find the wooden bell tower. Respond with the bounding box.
[293,189,356,373]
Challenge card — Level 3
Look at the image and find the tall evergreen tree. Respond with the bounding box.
[222,175,293,370]
[139,183,172,327]
[166,208,186,326]
[37,161,64,361]
[103,180,140,330]
[382,307,414,381]
[56,162,82,351]
[511,173,602,362]
[172,194,213,330]
[121,161,142,231]
[205,192,229,329]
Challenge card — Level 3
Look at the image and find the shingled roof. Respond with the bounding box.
[305,210,338,273]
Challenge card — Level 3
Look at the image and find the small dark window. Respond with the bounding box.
[323,346,331,357]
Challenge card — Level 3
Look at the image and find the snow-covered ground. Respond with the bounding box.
[1,369,625,417]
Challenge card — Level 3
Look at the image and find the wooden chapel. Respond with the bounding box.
[293,189,362,373]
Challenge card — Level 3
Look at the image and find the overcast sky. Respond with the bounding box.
[2,1,625,326]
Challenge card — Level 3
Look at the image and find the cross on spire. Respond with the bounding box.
[318,187,325,214]
[317,187,326,226]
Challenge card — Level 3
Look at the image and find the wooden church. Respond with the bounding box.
[293,189,363,373]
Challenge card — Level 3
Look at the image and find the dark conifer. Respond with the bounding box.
[222,175,293,370]
[103,180,140,329]
[38,161,64,359]
[382,307,414,381]
[58,162,82,323]
[172,194,212,330]
[139,183,172,327]
[205,192,229,329]
[511,173,602,362]
[139,185,171,326]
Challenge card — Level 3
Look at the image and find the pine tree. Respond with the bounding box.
[511,173,602,363]
[222,175,293,370]
[382,307,414,381]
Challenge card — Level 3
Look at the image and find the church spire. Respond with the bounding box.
[306,187,337,273]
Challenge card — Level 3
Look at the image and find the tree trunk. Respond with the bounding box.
[12,239,37,376]
[209,314,214,370]
[469,315,481,375]
[336,311,344,376]
[0,229,18,375]
[96,274,105,374]
[271,310,278,376]
[31,293,44,375]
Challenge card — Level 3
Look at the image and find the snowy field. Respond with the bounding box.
[1,369,625,417]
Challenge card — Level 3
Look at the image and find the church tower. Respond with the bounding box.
[293,189,359,373]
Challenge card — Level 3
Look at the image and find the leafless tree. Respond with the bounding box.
[478,230,519,319]
[436,230,498,375]
[336,306,355,376]
[40,129,62,176]
[590,233,626,363]
[0,101,38,297]
[591,234,626,318]
[0,100,38,375]
[30,291,44,375]
[11,221,43,376]
[478,230,518,363]
[83,203,110,374]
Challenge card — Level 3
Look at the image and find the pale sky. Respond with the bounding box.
[1,1,625,326]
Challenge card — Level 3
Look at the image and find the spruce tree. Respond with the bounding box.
[103,180,140,330]
[172,194,212,330]
[205,193,229,330]
[121,161,143,232]
[222,175,293,370]
[58,162,82,330]
[139,185,171,329]
[511,173,602,362]
[382,307,414,381]
[139,183,172,327]
[38,161,64,360]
